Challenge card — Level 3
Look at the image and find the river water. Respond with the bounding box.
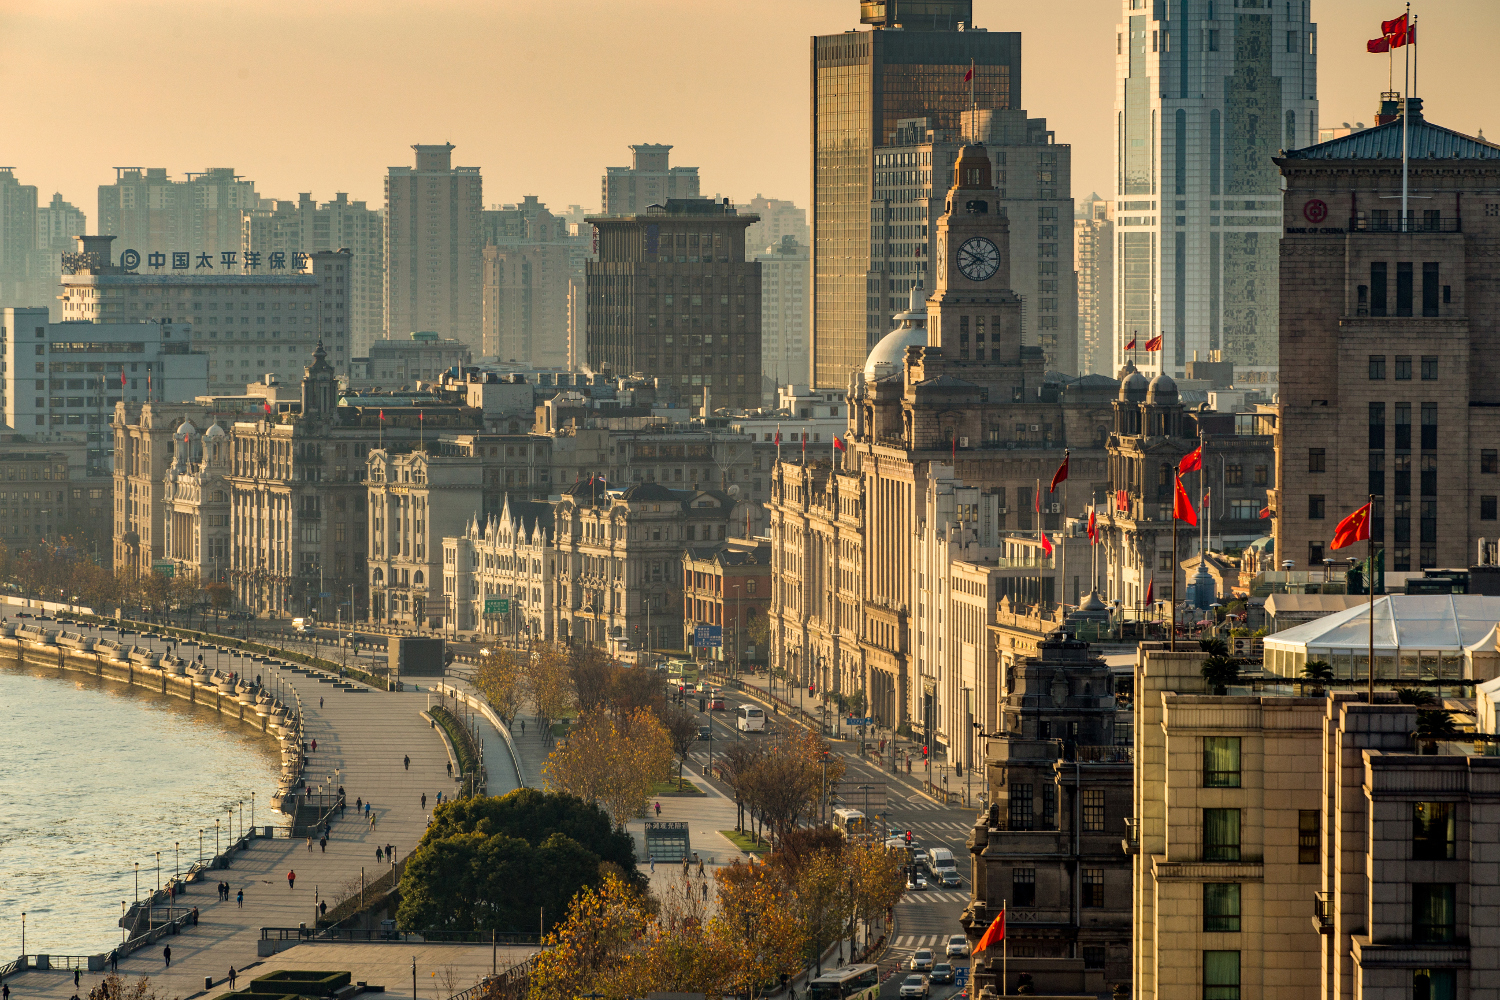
[0,665,286,957]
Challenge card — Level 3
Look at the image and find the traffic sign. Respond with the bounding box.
[318,592,332,598]
[152,561,175,577]
[693,624,723,648]
[846,717,873,727]
[485,598,510,615]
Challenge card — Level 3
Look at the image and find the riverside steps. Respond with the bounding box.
[0,617,458,1000]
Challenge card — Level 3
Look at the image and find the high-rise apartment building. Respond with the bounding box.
[242,192,384,356]
[1272,101,1500,574]
[868,108,1078,373]
[33,193,88,319]
[601,145,700,216]
[810,1,1020,388]
[742,196,809,253]
[1113,0,1318,381]
[752,236,809,395]
[385,144,483,354]
[480,196,590,365]
[97,167,262,262]
[59,236,353,395]
[0,168,39,309]
[1075,193,1113,375]
[585,199,762,411]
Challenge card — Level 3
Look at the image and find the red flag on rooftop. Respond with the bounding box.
[1087,508,1098,544]
[1116,489,1129,512]
[1125,335,1137,350]
[1049,450,1069,491]
[1330,502,1373,550]
[963,62,974,84]
[833,436,845,452]
[1145,334,1163,351]
[973,909,1004,955]
[1145,578,1154,605]
[1178,445,1202,474]
[1040,532,1053,557]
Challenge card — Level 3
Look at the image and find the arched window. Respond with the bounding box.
[372,568,384,584]
[413,571,425,586]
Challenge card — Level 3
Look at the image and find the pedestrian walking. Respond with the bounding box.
[229,968,237,989]
[369,812,377,830]
[520,719,525,734]
[403,754,410,770]
[649,853,655,873]
[163,945,171,968]
[75,969,81,988]
[364,802,370,817]
[109,950,119,972]
[6,981,12,1000]
[698,858,705,876]
[654,801,661,817]
[311,738,317,752]
[421,793,427,808]
[306,836,313,852]
[447,761,453,776]
[376,846,383,862]
[319,837,326,853]
[319,900,327,918]
[191,907,198,926]
[356,796,363,812]
[287,870,296,890]
[702,882,709,901]
[236,889,243,908]
[319,696,324,709]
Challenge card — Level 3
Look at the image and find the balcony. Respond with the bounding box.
[1121,818,1139,856]
[1313,891,1333,935]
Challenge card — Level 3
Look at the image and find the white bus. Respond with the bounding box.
[735,703,766,732]
[833,807,867,837]
[808,964,880,1000]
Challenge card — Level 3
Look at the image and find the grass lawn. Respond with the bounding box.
[651,777,705,796]
[718,829,770,854]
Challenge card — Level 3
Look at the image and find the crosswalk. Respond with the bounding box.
[888,934,960,951]
[901,890,970,905]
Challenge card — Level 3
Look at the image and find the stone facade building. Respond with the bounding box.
[682,538,772,668]
[480,195,591,366]
[443,496,555,639]
[0,431,110,558]
[385,144,483,354]
[161,420,232,583]
[1273,103,1500,575]
[964,629,1132,997]
[601,144,699,216]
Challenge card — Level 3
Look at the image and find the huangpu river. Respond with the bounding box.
[0,665,285,956]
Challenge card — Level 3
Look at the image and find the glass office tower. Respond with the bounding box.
[811,2,1020,388]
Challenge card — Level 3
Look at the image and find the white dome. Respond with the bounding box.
[178,420,198,437]
[863,285,930,382]
[202,422,227,440]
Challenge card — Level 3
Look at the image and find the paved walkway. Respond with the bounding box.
[196,941,538,1000]
[2,622,457,1000]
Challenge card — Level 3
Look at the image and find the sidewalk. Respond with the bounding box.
[2,663,454,1000]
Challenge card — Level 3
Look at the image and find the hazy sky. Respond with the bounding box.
[3,1,1496,221]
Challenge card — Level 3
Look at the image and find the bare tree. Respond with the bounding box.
[660,703,700,790]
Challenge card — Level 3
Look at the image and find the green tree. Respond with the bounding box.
[1396,687,1437,706]
[1415,710,1462,741]
[1200,654,1241,695]
[475,647,527,724]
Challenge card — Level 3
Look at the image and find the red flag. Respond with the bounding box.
[1049,450,1069,492]
[1173,473,1197,526]
[419,410,424,421]
[1145,334,1164,351]
[1116,489,1129,512]
[1040,532,1053,557]
[1087,508,1098,544]
[378,409,385,422]
[1178,445,1202,474]
[1382,13,1412,46]
[774,428,781,446]
[963,63,974,84]
[1145,578,1154,605]
[1330,503,1373,550]
[1125,335,1137,350]
[1034,487,1041,514]
[833,436,845,452]
[262,401,272,414]
[1258,507,1272,519]
[973,910,1005,955]
[120,370,126,388]
[1367,35,1391,53]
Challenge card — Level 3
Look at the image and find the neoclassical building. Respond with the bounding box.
[443,496,556,639]
[161,420,232,583]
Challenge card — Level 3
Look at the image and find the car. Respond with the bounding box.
[697,725,713,740]
[929,964,954,985]
[707,695,725,711]
[940,869,961,888]
[899,975,929,999]
[946,935,970,958]
[906,872,928,891]
[909,948,935,972]
[912,848,929,867]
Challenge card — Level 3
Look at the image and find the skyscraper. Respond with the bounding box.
[601,145,700,215]
[1113,0,1318,382]
[1075,193,1114,375]
[385,144,484,354]
[810,0,1020,389]
[97,167,261,260]
[480,196,591,366]
[0,168,39,309]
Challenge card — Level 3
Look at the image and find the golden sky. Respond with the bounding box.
[1,0,1494,221]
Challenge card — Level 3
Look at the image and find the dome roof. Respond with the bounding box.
[202,422,226,440]
[1146,372,1179,403]
[1119,370,1149,401]
[864,285,929,381]
[178,420,198,437]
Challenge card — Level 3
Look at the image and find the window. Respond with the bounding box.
[1203,951,1240,1000]
[1422,262,1440,316]
[1484,450,1498,474]
[1413,802,1456,860]
[1082,869,1105,908]
[1012,867,1036,906]
[1309,541,1325,566]
[1370,402,1386,449]
[1083,789,1105,831]
[1308,448,1325,473]
[1413,969,1457,1000]
[1224,464,1243,485]
[1041,783,1057,830]
[1395,355,1412,380]
[1203,883,1241,932]
[1397,261,1414,316]
[1309,494,1325,520]
[1159,551,1175,571]
[1369,355,1386,379]
[1371,262,1388,316]
[1203,809,1241,861]
[1253,465,1268,486]
[1422,356,1438,380]
[1483,497,1497,521]
[1082,946,1106,970]
[1204,737,1241,787]
[1412,883,1456,943]
[1008,784,1034,831]
[1297,810,1320,864]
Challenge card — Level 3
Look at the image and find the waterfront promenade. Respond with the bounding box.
[1,617,511,1000]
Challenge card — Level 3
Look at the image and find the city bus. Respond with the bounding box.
[735,703,766,732]
[833,807,867,838]
[808,964,880,1000]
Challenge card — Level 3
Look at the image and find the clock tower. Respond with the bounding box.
[929,144,1023,366]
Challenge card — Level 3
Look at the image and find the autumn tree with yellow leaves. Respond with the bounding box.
[542,706,673,828]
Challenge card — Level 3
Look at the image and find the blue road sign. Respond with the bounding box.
[693,624,723,648]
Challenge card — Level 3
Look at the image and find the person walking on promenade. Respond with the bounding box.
[163,945,171,968]
[520,719,525,734]
[236,889,243,908]
[404,754,410,770]
[364,802,370,818]
[654,801,661,817]
[356,796,362,812]
[191,907,198,926]
[306,836,313,852]
[319,696,324,709]
[5,980,12,1000]
[376,846,383,862]
[229,968,237,989]
[75,969,81,988]
[421,793,426,809]
[311,738,317,752]
[319,836,326,852]
[109,950,118,972]
[287,870,296,890]
[649,853,655,873]
[446,761,452,777]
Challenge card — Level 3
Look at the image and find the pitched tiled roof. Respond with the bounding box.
[1283,114,1500,161]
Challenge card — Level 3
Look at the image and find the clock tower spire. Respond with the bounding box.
[929,144,1023,367]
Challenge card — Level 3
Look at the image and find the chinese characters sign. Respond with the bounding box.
[128,250,313,272]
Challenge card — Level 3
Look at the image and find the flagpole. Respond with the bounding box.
[1061,477,1068,611]
[1368,493,1377,704]
[1170,476,1178,653]
[1035,478,1042,612]
[1402,0,1410,231]
[1002,901,1008,996]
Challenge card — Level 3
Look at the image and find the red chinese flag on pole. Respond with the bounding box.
[378,408,385,422]
[1116,489,1129,512]
[1040,532,1054,557]
[1330,502,1373,550]
[1173,473,1198,526]
[1258,507,1273,519]
[1382,13,1411,45]
[1034,486,1041,515]
[833,436,845,453]
[1145,578,1154,605]
[963,62,974,83]
[1178,445,1202,474]
[974,909,1005,955]
[1049,450,1069,492]
[1125,335,1137,350]
[1087,508,1098,544]
[120,370,127,388]
[1145,334,1164,351]
[263,401,272,414]
[1367,35,1391,52]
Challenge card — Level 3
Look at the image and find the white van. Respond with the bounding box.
[736,704,766,732]
[292,618,312,634]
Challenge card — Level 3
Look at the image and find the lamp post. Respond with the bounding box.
[156,851,161,892]
[215,818,220,856]
[199,829,204,865]
[175,841,180,880]
[134,862,139,902]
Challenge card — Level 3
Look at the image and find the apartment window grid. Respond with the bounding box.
[1082,869,1105,908]
[1012,867,1036,907]
[1203,809,1241,862]
[1203,951,1241,1000]
[1413,802,1456,860]
[1082,789,1105,832]
[1008,784,1034,831]
[1203,883,1241,932]
[1203,737,1242,788]
[1412,883,1456,943]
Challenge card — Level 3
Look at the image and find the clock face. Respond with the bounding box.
[957,237,1001,282]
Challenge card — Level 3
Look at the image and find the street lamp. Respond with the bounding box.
[216,818,220,856]
[199,829,204,865]
[134,862,139,902]
[156,851,161,892]
[175,841,180,880]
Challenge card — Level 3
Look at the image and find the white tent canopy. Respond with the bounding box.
[1262,595,1500,682]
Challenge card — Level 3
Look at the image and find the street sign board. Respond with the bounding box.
[846,717,873,727]
[693,624,723,648]
[485,598,510,615]
[152,561,175,577]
